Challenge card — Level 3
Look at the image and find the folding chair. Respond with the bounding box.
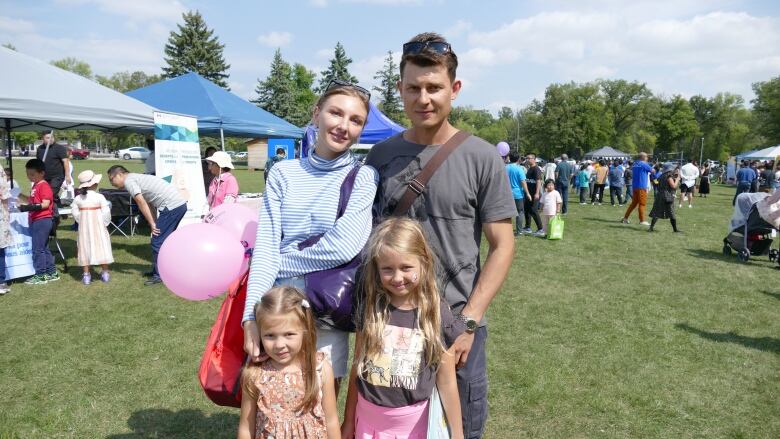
[100,189,137,237]
[48,215,68,272]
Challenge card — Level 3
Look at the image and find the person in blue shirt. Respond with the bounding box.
[734,160,757,205]
[608,160,625,206]
[621,152,654,225]
[576,164,590,204]
[506,152,530,236]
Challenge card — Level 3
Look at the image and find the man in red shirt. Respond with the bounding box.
[18,159,57,284]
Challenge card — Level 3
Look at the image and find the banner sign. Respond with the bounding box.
[6,211,35,280]
[153,111,207,225]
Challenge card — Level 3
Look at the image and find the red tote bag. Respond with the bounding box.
[198,272,249,408]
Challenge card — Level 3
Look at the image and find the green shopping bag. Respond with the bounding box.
[548,215,564,240]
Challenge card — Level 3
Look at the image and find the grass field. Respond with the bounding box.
[0,163,778,438]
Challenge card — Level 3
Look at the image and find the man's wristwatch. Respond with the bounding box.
[456,313,478,334]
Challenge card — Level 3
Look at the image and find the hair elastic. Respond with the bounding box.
[301,299,311,309]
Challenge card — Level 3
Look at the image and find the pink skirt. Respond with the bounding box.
[356,393,429,439]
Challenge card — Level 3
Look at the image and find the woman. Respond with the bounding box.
[242,80,377,393]
[205,151,239,210]
[649,163,681,233]
[591,159,608,204]
[699,162,711,198]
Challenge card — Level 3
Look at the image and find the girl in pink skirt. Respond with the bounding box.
[342,218,464,439]
[71,170,113,285]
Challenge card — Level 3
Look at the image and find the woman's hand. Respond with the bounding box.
[242,321,266,363]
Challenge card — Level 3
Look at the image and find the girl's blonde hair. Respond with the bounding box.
[242,286,319,413]
[356,218,445,378]
[313,85,370,123]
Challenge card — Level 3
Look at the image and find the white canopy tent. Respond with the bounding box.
[743,145,780,160]
[0,46,158,186]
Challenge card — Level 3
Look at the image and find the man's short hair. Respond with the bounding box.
[40,131,52,138]
[509,152,521,163]
[107,165,129,178]
[25,158,46,173]
[561,154,568,160]
[526,153,536,160]
[400,32,458,81]
[276,147,285,155]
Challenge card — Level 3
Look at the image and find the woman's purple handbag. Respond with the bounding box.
[297,165,362,332]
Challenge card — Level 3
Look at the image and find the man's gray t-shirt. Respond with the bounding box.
[123,173,185,211]
[365,133,516,325]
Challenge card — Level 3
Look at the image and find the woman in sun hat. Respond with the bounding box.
[71,170,113,285]
[205,150,239,211]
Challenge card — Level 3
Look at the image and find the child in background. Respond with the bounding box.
[577,164,590,205]
[0,167,12,294]
[238,287,340,439]
[18,159,57,285]
[342,218,464,439]
[541,179,563,237]
[71,170,113,285]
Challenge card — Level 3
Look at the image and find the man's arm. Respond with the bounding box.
[62,157,72,184]
[452,219,515,367]
[133,194,160,236]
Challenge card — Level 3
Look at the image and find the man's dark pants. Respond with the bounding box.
[458,326,488,439]
[624,184,633,202]
[523,196,542,230]
[556,182,569,214]
[513,198,525,233]
[151,204,187,276]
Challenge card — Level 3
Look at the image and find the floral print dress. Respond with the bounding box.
[243,352,327,439]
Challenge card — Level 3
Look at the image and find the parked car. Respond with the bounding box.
[234,151,248,159]
[69,148,90,160]
[117,147,151,160]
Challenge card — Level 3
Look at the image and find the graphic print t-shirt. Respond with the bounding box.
[357,300,463,408]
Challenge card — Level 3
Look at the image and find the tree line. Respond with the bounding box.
[5,10,779,161]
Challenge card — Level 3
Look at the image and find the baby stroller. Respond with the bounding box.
[723,192,779,263]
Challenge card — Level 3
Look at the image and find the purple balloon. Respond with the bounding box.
[159,223,245,301]
[497,141,510,157]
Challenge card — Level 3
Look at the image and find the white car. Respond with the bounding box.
[234,151,248,159]
[117,147,151,160]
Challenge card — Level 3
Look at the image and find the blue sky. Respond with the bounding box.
[1,0,779,114]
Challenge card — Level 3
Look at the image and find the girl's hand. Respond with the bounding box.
[242,321,266,363]
[340,421,355,439]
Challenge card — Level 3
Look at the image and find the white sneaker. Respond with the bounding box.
[679,204,682,208]
[640,221,651,226]
[688,205,692,208]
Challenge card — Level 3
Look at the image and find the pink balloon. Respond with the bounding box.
[159,223,245,301]
[204,203,259,249]
[497,141,510,157]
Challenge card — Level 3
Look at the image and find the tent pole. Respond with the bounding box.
[4,118,12,189]
[220,128,225,151]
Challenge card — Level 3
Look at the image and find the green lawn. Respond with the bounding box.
[0,179,778,438]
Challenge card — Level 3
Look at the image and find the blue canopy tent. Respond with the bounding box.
[127,72,303,148]
[301,102,404,157]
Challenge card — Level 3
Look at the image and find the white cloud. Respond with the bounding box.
[315,48,332,59]
[342,0,422,4]
[257,31,293,48]
[444,19,472,39]
[310,0,328,6]
[54,0,185,23]
[0,16,35,33]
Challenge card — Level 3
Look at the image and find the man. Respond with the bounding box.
[734,160,756,205]
[365,32,516,439]
[544,159,557,182]
[506,152,530,236]
[264,147,286,184]
[621,152,654,225]
[554,154,573,214]
[36,131,72,203]
[107,165,187,286]
[623,160,633,203]
[521,154,544,235]
[679,159,700,208]
[608,160,624,206]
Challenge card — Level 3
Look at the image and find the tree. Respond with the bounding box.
[253,49,296,122]
[162,10,230,89]
[2,43,16,51]
[752,76,780,144]
[290,63,317,126]
[599,79,653,151]
[96,71,162,93]
[51,57,93,79]
[652,95,700,154]
[373,51,405,124]
[317,42,358,93]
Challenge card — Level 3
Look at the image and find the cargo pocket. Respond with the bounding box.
[466,376,488,438]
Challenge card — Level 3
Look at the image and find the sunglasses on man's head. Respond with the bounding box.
[326,79,371,101]
[402,41,452,56]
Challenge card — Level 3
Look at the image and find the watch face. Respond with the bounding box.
[466,320,477,330]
